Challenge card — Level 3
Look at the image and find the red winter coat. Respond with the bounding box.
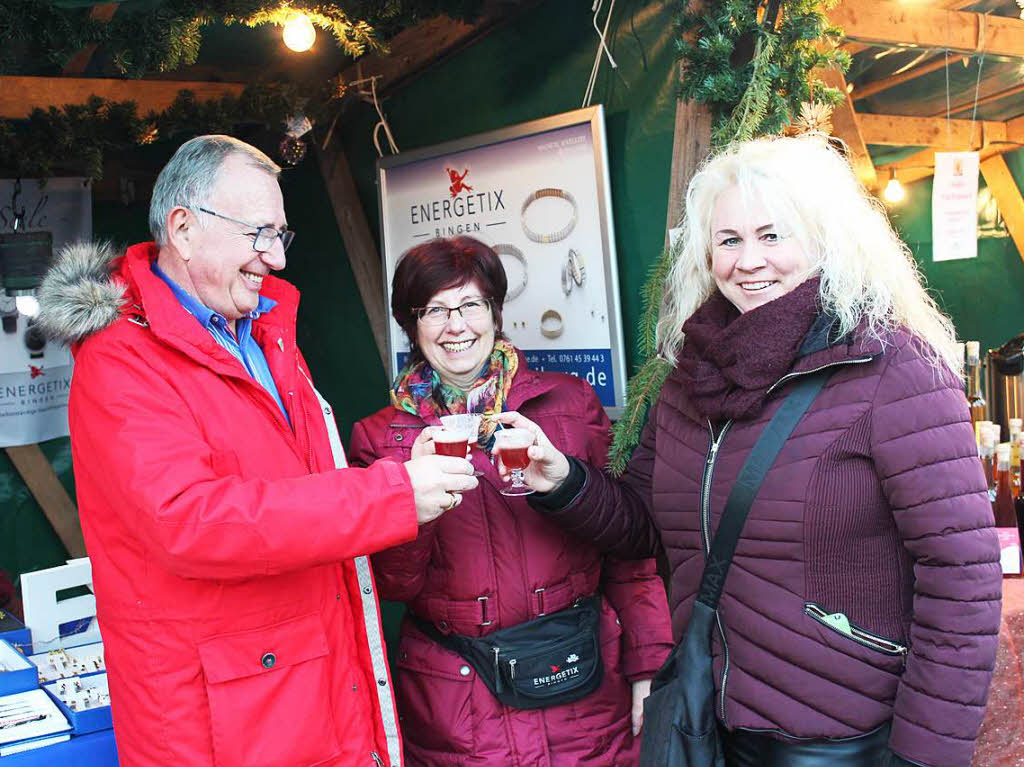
[349,363,674,767]
[40,242,418,767]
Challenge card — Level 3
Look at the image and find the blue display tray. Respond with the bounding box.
[42,675,112,735]
[0,642,37,697]
[26,643,105,684]
[0,728,117,765]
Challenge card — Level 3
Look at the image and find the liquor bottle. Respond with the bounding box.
[979,425,996,498]
[990,425,1003,487]
[994,443,1022,576]
[1011,419,1023,494]
[966,341,987,445]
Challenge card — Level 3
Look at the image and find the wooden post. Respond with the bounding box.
[665,75,713,236]
[5,445,86,559]
[315,142,389,369]
[980,155,1024,266]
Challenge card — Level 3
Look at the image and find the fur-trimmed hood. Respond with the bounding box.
[36,241,127,346]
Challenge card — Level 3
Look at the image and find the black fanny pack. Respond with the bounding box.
[412,595,603,710]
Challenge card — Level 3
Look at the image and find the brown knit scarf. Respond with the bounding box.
[677,277,822,421]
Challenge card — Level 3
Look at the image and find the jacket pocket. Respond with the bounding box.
[395,627,477,756]
[804,602,908,657]
[198,612,341,767]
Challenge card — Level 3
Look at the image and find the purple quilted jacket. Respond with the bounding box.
[539,326,1002,767]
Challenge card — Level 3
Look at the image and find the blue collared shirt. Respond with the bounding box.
[152,262,290,425]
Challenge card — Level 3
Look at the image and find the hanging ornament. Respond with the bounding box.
[786,101,834,137]
[279,136,307,166]
[139,122,159,145]
[285,114,313,139]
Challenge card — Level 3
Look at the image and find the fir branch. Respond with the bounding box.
[675,0,847,146]
[607,356,672,476]
[606,244,677,475]
[0,0,485,78]
[0,81,327,178]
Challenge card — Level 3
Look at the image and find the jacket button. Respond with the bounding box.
[362,586,372,594]
[439,621,449,631]
[395,433,404,442]
[400,652,408,662]
[377,678,387,686]
[261,653,276,669]
[459,665,471,677]
[324,406,332,415]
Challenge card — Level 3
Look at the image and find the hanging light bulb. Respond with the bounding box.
[283,13,315,52]
[883,169,905,204]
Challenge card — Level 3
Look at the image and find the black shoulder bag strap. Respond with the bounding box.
[640,370,831,767]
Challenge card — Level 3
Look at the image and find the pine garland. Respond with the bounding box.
[607,0,849,471]
[0,82,329,179]
[676,0,848,147]
[0,0,483,78]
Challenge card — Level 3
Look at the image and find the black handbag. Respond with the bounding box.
[640,371,831,767]
[412,595,603,710]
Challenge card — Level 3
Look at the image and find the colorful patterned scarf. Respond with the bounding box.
[391,337,519,449]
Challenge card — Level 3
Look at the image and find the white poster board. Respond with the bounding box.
[377,107,626,415]
[0,178,91,447]
[932,151,979,262]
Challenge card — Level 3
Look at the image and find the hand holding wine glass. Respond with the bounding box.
[489,412,571,494]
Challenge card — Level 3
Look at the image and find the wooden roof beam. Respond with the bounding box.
[859,112,1013,148]
[980,155,1024,265]
[876,142,1019,186]
[840,0,981,56]
[337,0,536,95]
[1006,113,1024,143]
[818,67,878,189]
[831,0,1024,59]
[852,54,968,101]
[0,76,246,119]
[930,81,1024,118]
[62,3,120,76]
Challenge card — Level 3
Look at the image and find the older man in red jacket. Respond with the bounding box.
[36,135,477,767]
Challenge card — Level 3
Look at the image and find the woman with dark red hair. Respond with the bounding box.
[348,236,673,766]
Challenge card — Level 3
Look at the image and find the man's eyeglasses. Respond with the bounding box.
[197,207,295,253]
[413,298,492,326]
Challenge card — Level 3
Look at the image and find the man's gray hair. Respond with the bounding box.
[148,135,281,246]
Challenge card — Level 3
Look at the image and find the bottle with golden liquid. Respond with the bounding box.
[979,425,996,499]
[994,443,1022,577]
[1011,419,1023,495]
[966,342,988,445]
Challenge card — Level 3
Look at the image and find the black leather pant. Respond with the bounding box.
[722,724,891,766]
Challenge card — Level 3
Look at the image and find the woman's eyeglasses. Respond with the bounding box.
[414,298,491,326]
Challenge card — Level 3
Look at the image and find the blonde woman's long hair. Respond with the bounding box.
[656,135,961,376]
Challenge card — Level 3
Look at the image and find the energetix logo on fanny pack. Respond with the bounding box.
[532,654,583,687]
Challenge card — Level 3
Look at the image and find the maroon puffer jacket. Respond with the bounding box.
[538,327,1001,767]
[349,364,674,767]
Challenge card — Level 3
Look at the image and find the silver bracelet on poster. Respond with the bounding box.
[567,248,586,287]
[540,309,564,339]
[521,188,578,244]
[492,243,527,301]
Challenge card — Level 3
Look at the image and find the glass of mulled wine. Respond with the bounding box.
[440,414,484,475]
[433,426,470,458]
[493,427,535,496]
